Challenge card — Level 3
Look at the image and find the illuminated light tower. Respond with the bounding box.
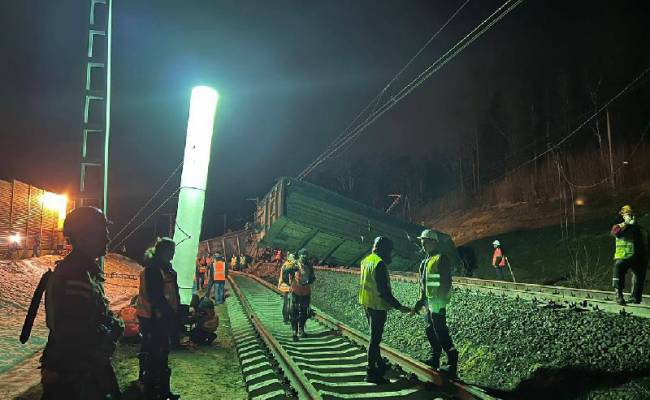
[173,86,220,304]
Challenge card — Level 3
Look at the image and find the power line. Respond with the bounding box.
[109,161,182,246]
[298,0,524,180]
[110,188,181,252]
[497,65,650,180]
[298,0,474,178]
[560,120,650,189]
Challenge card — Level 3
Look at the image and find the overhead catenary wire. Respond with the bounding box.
[110,187,181,252]
[496,65,650,181]
[298,0,525,180]
[298,0,473,179]
[108,161,183,246]
[560,119,650,189]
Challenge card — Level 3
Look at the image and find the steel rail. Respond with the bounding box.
[313,266,650,318]
[236,271,497,400]
[228,274,323,400]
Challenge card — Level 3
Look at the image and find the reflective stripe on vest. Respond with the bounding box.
[614,237,635,260]
[425,255,448,313]
[214,261,226,281]
[278,261,294,292]
[358,253,391,311]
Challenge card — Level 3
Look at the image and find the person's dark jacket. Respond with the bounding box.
[374,261,404,309]
[143,257,179,321]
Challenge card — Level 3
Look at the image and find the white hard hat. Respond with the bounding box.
[492,240,501,246]
[418,229,439,241]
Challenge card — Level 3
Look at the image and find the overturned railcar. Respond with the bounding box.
[255,177,459,272]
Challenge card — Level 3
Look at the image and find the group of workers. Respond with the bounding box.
[21,201,649,398]
[194,253,228,304]
[277,249,316,341]
[487,204,649,305]
[30,206,225,399]
[358,229,457,384]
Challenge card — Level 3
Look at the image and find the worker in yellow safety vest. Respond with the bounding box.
[611,205,649,305]
[278,253,295,324]
[136,237,180,400]
[358,236,411,384]
[413,229,458,378]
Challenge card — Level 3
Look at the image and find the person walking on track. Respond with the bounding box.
[289,248,315,341]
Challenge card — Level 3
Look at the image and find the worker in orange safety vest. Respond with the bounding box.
[136,237,180,400]
[288,249,315,341]
[491,240,507,280]
[209,255,227,304]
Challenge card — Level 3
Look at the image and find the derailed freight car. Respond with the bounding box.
[255,177,459,272]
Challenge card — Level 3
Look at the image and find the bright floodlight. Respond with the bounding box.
[41,192,68,229]
[10,233,21,244]
[173,86,220,304]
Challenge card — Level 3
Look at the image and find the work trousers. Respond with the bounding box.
[291,293,310,333]
[282,293,290,323]
[138,317,172,386]
[213,280,225,304]
[424,308,455,357]
[613,258,647,302]
[495,267,505,281]
[364,307,387,372]
[190,328,217,345]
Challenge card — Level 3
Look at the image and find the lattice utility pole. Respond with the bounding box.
[79,0,112,213]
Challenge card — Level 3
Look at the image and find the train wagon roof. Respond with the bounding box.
[257,177,459,271]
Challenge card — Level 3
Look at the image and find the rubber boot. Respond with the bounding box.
[424,352,441,370]
[615,289,626,306]
[439,349,458,378]
[365,367,389,385]
[377,357,390,375]
[161,369,180,400]
[138,353,147,384]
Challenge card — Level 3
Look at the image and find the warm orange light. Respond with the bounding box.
[575,197,585,206]
[41,192,68,228]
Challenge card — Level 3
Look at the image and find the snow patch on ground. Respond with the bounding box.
[0,254,141,374]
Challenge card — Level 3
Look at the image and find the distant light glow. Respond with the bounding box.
[41,192,68,229]
[10,233,21,244]
[575,196,586,206]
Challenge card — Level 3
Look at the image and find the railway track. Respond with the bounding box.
[228,272,497,400]
[313,266,650,319]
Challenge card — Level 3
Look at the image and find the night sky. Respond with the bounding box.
[1,1,648,255]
